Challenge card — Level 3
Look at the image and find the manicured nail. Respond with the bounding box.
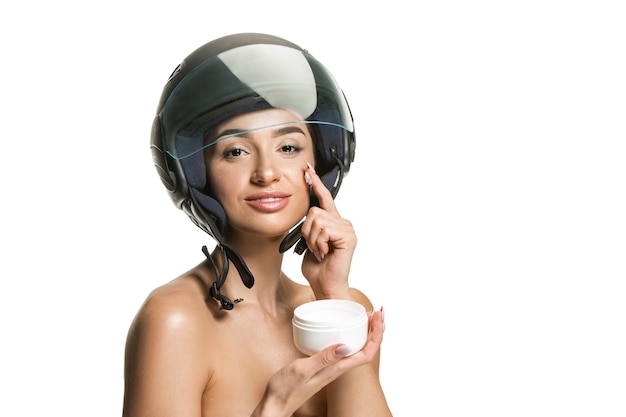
[304,171,312,185]
[307,162,316,173]
[335,345,351,357]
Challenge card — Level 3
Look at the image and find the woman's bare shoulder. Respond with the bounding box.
[127,266,216,346]
[123,267,219,413]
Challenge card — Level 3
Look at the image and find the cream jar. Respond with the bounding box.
[292,299,368,356]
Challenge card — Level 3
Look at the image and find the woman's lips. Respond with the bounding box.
[245,191,291,212]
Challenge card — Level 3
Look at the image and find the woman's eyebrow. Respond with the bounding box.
[214,128,245,140]
[274,126,306,137]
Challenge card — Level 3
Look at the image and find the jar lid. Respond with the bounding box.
[293,299,367,329]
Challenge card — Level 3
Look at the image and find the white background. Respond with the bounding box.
[1,1,625,416]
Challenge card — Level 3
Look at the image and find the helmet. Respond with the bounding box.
[150,33,355,309]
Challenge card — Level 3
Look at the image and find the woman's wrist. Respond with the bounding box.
[313,287,353,301]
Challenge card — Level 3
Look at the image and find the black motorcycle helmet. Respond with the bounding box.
[150,33,356,309]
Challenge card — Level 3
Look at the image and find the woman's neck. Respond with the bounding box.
[213,233,292,312]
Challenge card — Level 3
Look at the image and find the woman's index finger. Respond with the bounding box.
[306,162,339,215]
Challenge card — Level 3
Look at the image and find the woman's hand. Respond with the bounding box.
[251,308,385,417]
[300,163,357,300]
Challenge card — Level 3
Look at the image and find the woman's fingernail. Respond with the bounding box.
[315,251,322,262]
[304,171,312,185]
[307,162,316,173]
[381,306,386,332]
[335,345,351,357]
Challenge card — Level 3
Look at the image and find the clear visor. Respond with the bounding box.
[159,44,353,160]
[172,120,348,160]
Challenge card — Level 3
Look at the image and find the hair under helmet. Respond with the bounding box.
[150,33,355,309]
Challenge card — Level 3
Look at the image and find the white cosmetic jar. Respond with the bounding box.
[292,299,368,356]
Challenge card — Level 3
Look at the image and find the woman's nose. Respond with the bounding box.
[251,156,280,185]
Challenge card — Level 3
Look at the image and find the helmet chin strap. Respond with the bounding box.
[202,244,253,310]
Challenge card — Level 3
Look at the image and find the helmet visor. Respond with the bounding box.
[160,44,353,160]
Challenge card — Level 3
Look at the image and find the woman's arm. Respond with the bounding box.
[300,164,393,415]
[327,295,392,417]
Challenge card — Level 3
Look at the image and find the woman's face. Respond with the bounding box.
[205,108,316,239]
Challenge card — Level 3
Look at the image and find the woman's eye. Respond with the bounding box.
[223,147,246,159]
[280,144,302,154]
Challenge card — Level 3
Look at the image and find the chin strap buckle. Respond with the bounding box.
[209,282,243,310]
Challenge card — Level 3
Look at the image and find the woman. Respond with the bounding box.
[123,33,392,417]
